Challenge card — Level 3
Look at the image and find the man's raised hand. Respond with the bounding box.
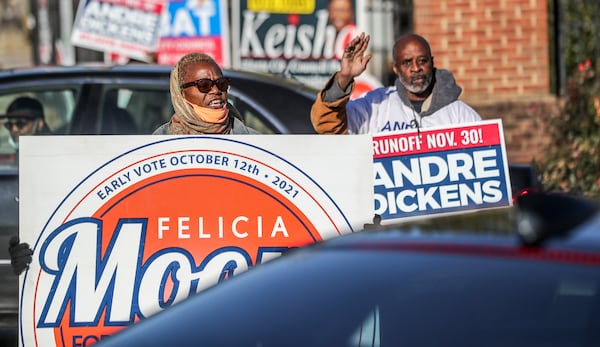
[337,33,373,90]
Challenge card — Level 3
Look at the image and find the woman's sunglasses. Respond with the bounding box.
[180,78,231,93]
[3,119,31,130]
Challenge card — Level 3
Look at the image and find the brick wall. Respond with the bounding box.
[474,98,558,165]
[413,0,555,164]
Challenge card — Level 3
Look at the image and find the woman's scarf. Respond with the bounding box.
[167,62,233,135]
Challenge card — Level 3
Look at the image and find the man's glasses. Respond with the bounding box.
[2,119,30,130]
[180,78,231,93]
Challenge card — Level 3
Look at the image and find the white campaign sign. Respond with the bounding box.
[18,135,373,347]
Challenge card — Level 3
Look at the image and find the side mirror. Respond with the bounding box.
[515,191,598,246]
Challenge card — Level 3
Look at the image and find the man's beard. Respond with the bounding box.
[399,72,433,94]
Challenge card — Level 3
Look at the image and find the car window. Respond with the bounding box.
[121,88,173,134]
[0,90,76,168]
[241,108,276,134]
[99,87,280,135]
[228,94,278,134]
[0,90,76,133]
[98,87,284,135]
[101,88,173,135]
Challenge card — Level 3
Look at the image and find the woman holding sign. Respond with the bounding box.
[8,53,260,276]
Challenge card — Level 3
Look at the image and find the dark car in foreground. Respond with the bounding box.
[95,191,600,347]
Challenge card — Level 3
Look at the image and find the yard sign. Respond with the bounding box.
[71,0,165,62]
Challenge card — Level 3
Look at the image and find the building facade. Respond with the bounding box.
[413,0,556,165]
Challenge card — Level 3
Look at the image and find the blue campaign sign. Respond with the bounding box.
[372,120,513,222]
[374,146,510,219]
[161,0,223,38]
